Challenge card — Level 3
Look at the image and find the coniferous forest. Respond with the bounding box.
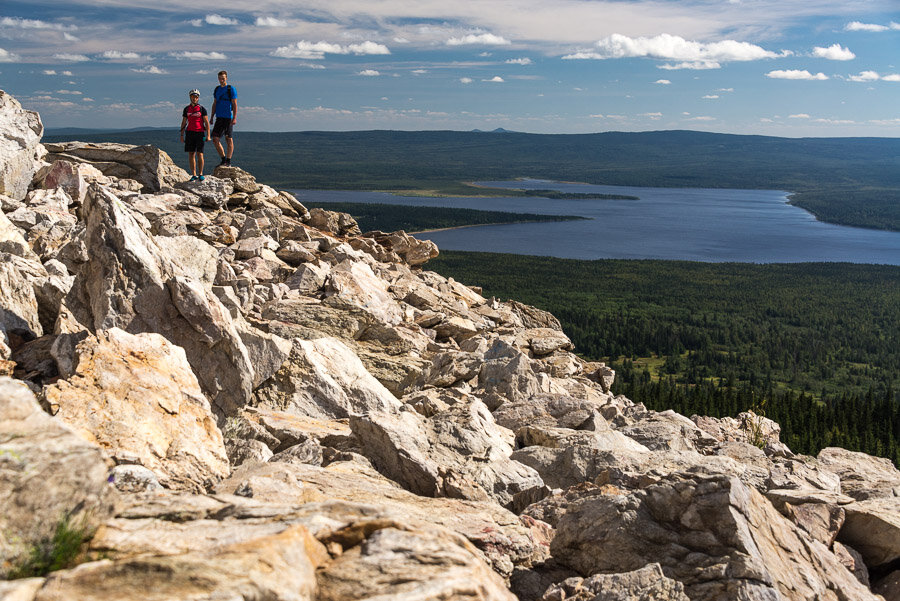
[427,252,900,464]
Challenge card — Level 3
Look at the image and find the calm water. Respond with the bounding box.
[292,180,900,264]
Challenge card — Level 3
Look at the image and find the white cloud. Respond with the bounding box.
[654,79,671,85]
[394,37,410,44]
[460,77,473,84]
[55,89,82,95]
[814,118,855,125]
[883,74,900,82]
[42,69,57,75]
[640,112,662,119]
[61,70,73,76]
[169,51,227,60]
[847,70,879,82]
[506,57,532,65]
[789,113,810,119]
[63,33,80,42]
[204,14,239,26]
[686,116,716,121]
[131,65,168,74]
[53,53,90,62]
[844,21,889,32]
[447,33,511,46]
[271,40,389,59]
[716,88,734,92]
[658,61,721,70]
[189,19,203,27]
[812,44,855,61]
[766,69,828,80]
[702,94,719,99]
[412,69,428,74]
[564,33,780,68]
[0,17,75,31]
[0,48,20,63]
[99,50,146,61]
[484,76,504,82]
[358,69,380,76]
[255,16,288,27]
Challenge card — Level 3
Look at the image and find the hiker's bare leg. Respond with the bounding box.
[225,136,234,159]
[188,152,197,175]
[213,137,225,159]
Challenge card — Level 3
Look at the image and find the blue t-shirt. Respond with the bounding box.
[213,84,237,118]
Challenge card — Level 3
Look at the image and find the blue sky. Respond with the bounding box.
[1,0,898,136]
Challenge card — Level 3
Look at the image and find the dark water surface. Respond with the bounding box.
[292,180,900,264]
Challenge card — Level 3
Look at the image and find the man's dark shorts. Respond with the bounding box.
[212,118,233,139]
[184,130,205,153]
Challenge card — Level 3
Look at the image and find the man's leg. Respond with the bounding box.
[213,136,226,160]
[197,151,205,175]
[188,152,197,175]
[226,135,234,160]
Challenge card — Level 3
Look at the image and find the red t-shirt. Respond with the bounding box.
[182,104,207,132]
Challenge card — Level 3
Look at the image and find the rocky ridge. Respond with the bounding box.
[1,89,898,600]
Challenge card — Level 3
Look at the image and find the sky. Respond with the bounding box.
[1,0,898,136]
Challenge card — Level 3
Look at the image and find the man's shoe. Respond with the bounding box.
[218,156,227,165]
[224,158,232,166]
[198,175,205,181]
[189,175,198,181]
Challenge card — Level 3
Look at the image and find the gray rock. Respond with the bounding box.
[0,90,44,201]
[817,446,900,500]
[540,563,690,601]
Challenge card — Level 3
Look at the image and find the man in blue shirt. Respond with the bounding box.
[210,70,237,166]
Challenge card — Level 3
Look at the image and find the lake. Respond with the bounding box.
[292,180,900,265]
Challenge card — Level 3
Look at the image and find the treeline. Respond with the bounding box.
[44,129,900,231]
[299,201,585,232]
[520,190,639,201]
[426,251,900,463]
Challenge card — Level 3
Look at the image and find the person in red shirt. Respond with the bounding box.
[180,89,211,181]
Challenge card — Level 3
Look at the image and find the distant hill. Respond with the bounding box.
[45,126,176,136]
[43,129,900,231]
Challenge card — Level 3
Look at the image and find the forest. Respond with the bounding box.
[427,252,900,464]
[45,128,900,232]
[298,200,585,232]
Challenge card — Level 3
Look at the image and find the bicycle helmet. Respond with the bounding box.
[189,89,200,96]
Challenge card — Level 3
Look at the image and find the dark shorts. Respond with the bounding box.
[212,118,233,139]
[184,130,205,153]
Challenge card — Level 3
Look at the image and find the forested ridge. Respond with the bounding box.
[45,128,900,231]
[427,252,900,464]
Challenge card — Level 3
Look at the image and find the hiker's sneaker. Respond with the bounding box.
[189,175,198,181]
[198,175,205,181]
[224,158,232,166]
[218,156,227,165]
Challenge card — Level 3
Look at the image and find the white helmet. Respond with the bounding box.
[189,89,200,96]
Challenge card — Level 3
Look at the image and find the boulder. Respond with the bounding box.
[550,472,878,601]
[42,141,187,193]
[817,447,900,500]
[44,328,229,492]
[540,563,689,601]
[0,377,115,579]
[838,497,900,570]
[0,90,44,201]
[352,398,546,508]
[0,256,43,347]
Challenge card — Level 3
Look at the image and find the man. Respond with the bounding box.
[179,89,211,181]
[210,70,237,166]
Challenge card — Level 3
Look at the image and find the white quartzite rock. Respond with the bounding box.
[0,90,44,201]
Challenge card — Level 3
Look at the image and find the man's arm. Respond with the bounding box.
[203,114,211,140]
[179,115,187,140]
[230,98,237,124]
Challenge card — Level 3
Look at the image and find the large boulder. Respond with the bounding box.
[42,141,187,193]
[550,472,879,601]
[0,90,45,201]
[44,328,229,492]
[0,377,115,579]
[817,447,900,500]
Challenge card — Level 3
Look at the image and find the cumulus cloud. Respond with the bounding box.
[484,76,504,82]
[640,112,662,119]
[883,74,900,82]
[0,48,20,62]
[204,14,239,26]
[131,65,168,74]
[506,57,532,65]
[255,16,288,27]
[654,79,671,84]
[766,69,828,80]
[848,71,881,82]
[0,17,75,31]
[789,113,810,119]
[658,61,721,70]
[55,89,82,95]
[844,21,889,32]
[447,32,510,46]
[43,69,57,75]
[169,51,227,60]
[99,50,146,61]
[812,44,855,61]
[53,53,90,62]
[271,40,389,59]
[460,77,473,84]
[563,33,781,69]
[702,94,719,99]
[358,69,380,76]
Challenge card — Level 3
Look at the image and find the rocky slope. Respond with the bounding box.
[1,88,898,601]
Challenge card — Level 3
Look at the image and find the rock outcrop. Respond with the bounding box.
[1,89,897,600]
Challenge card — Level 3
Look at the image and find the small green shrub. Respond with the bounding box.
[744,397,770,450]
[8,515,95,579]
